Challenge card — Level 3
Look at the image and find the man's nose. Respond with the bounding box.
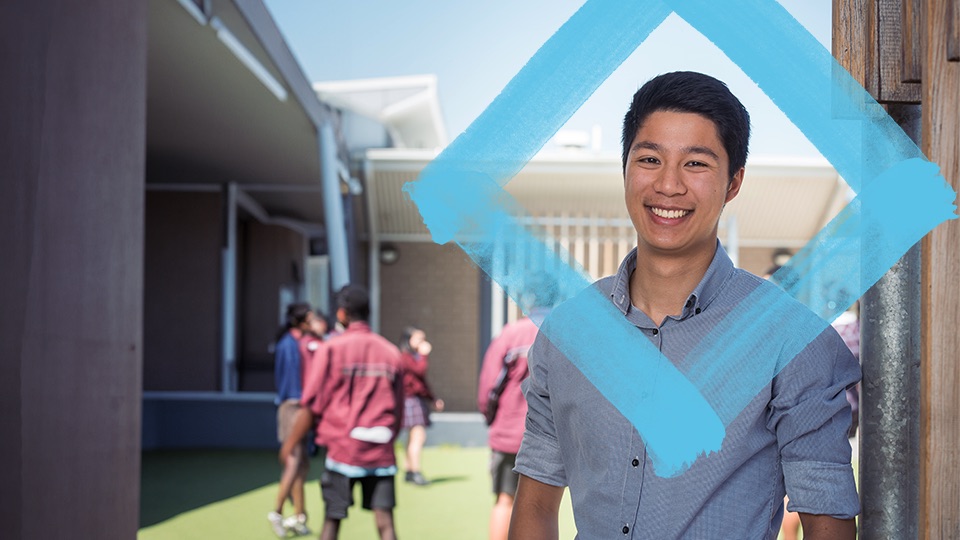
[654,165,686,195]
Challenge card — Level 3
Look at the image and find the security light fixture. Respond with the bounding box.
[772,248,793,267]
[379,244,400,265]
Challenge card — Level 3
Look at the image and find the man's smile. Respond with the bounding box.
[648,206,691,219]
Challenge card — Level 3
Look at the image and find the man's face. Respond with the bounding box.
[308,314,327,336]
[408,330,426,350]
[298,312,317,333]
[623,110,743,259]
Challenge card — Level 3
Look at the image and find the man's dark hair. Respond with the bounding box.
[336,284,370,322]
[621,71,751,179]
[285,302,312,329]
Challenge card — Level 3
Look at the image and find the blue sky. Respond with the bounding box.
[264,0,833,159]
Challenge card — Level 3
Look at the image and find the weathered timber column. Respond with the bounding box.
[920,0,960,537]
[0,1,147,538]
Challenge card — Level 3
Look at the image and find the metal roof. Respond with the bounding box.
[314,75,448,150]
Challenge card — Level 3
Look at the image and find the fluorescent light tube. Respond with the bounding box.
[210,17,288,102]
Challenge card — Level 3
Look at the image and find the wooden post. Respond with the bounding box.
[921,0,960,536]
[0,2,147,538]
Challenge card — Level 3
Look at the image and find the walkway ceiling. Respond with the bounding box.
[146,0,326,225]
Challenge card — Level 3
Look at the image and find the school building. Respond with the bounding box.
[133,0,854,449]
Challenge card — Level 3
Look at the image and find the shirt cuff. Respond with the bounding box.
[783,460,860,519]
[514,434,567,487]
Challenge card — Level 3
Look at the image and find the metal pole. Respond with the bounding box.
[320,121,350,291]
[859,103,921,539]
[364,158,382,332]
[221,181,238,393]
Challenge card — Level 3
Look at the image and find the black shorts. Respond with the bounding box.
[489,451,519,496]
[320,470,396,520]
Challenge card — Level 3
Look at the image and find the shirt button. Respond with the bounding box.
[695,307,702,314]
[651,329,659,335]
[632,458,640,467]
[622,525,630,534]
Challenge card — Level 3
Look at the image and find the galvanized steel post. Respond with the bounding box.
[320,121,351,291]
[859,103,921,539]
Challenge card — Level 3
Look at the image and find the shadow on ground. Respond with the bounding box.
[140,449,282,527]
[414,475,469,485]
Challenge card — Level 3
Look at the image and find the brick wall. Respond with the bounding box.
[378,242,481,412]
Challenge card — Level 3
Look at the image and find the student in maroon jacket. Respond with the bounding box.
[398,326,444,486]
[477,274,557,540]
[281,285,404,540]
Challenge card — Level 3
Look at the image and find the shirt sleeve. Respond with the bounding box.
[300,342,332,418]
[404,352,434,400]
[393,349,406,437]
[403,351,430,377]
[274,336,302,402]
[769,329,861,519]
[513,332,567,487]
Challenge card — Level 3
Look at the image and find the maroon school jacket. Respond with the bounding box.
[301,321,404,469]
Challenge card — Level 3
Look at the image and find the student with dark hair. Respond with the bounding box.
[269,302,317,537]
[477,272,556,540]
[281,285,404,540]
[511,72,860,539]
[398,326,444,486]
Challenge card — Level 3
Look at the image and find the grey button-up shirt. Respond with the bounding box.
[515,244,860,539]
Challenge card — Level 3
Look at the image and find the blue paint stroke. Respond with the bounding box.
[404,0,958,478]
[688,159,957,423]
[779,159,957,319]
[666,0,921,193]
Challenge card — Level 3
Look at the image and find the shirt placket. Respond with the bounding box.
[619,428,646,538]
[616,324,661,538]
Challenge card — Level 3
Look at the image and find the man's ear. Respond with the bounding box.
[725,167,745,204]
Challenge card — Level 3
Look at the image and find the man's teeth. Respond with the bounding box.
[651,207,690,219]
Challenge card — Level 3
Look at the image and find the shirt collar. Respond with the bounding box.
[526,307,552,327]
[345,321,371,333]
[610,240,735,320]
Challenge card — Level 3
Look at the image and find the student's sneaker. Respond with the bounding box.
[283,514,311,536]
[267,511,287,538]
[405,471,430,486]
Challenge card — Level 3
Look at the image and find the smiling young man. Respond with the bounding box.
[509,72,861,539]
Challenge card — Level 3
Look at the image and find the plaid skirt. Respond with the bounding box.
[402,396,431,428]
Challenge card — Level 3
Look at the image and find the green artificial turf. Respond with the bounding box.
[139,446,577,539]
[140,445,859,539]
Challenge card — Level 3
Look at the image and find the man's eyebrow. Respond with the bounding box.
[683,145,720,160]
[631,140,662,153]
[630,141,721,161]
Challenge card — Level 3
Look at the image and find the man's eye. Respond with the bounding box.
[687,161,708,167]
[638,157,659,164]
